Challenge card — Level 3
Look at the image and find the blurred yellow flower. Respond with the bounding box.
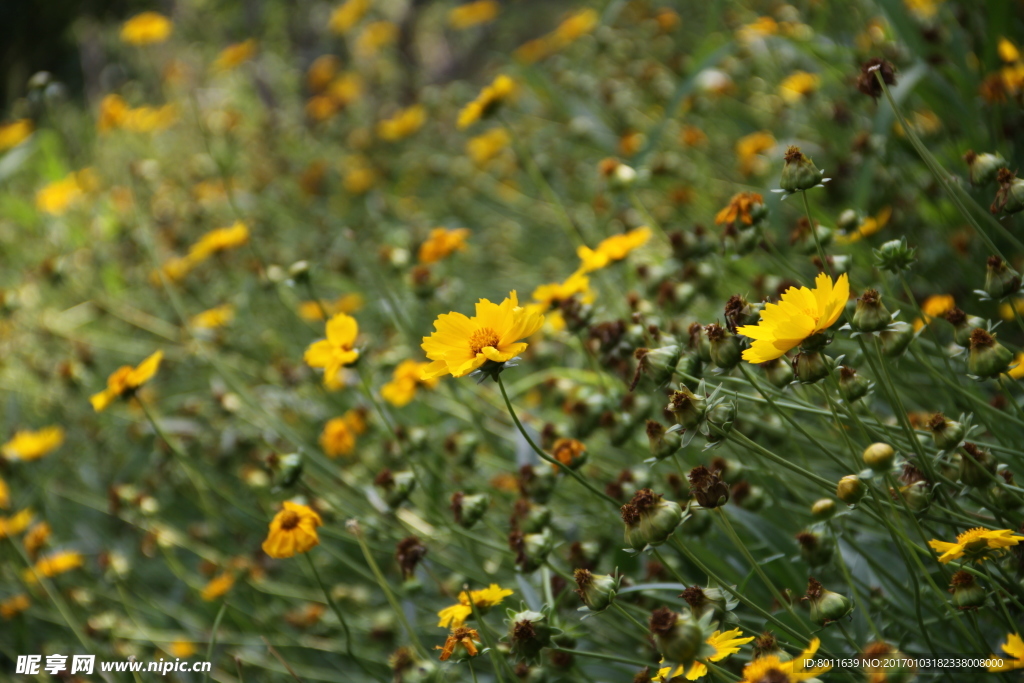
[121,12,173,45]
[23,550,84,583]
[736,131,775,176]
[356,21,397,57]
[437,583,513,628]
[466,128,510,165]
[1000,298,1024,321]
[377,105,427,141]
[329,0,369,35]
[928,527,1024,563]
[191,304,235,330]
[201,572,235,601]
[2,426,64,461]
[421,291,544,379]
[23,522,51,557]
[0,509,34,539]
[262,502,322,559]
[0,119,32,151]
[737,16,779,42]
[988,633,1024,671]
[212,39,258,72]
[36,169,98,215]
[1009,352,1024,380]
[344,164,377,194]
[307,55,341,93]
[304,313,360,388]
[680,125,707,147]
[779,71,820,104]
[457,75,515,129]
[550,8,599,47]
[893,110,941,137]
[168,641,197,658]
[577,226,652,273]
[715,192,764,227]
[0,476,8,508]
[904,0,942,20]
[419,227,471,264]
[835,206,892,244]
[328,72,364,107]
[188,222,250,262]
[653,629,755,681]
[449,0,499,30]
[738,273,850,364]
[299,294,365,321]
[912,294,955,331]
[0,594,29,620]
[999,38,1020,63]
[739,638,829,683]
[319,414,359,457]
[531,270,594,315]
[381,360,439,407]
[90,350,164,412]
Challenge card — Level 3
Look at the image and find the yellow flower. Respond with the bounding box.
[835,206,892,244]
[927,527,1024,564]
[577,227,652,273]
[737,16,779,42]
[377,105,426,141]
[298,294,365,321]
[356,21,398,57]
[988,633,1024,671]
[550,8,599,48]
[904,0,942,20]
[739,638,830,683]
[90,350,164,412]
[653,629,755,681]
[319,415,359,457]
[23,522,51,557]
[437,584,513,628]
[0,594,29,620]
[436,626,481,661]
[188,222,250,262]
[466,127,511,165]
[344,162,377,195]
[449,0,499,30]
[999,297,1024,321]
[999,38,1021,63]
[328,72,364,107]
[35,169,97,215]
[2,426,64,461]
[381,360,439,408]
[304,313,360,388]
[738,273,850,364]
[421,291,545,379]
[191,304,235,330]
[0,119,33,151]
[779,71,820,104]
[307,55,341,93]
[419,227,471,264]
[261,501,323,559]
[168,641,198,658]
[680,125,707,147]
[23,550,84,583]
[0,476,8,509]
[912,293,955,331]
[0,509,34,539]
[212,39,258,72]
[736,131,776,176]
[329,0,370,35]
[1010,352,1024,380]
[121,12,173,45]
[715,192,764,227]
[457,75,515,129]
[514,37,554,64]
[531,270,594,320]
[201,572,235,601]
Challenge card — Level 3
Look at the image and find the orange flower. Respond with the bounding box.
[436,627,481,661]
[262,502,323,559]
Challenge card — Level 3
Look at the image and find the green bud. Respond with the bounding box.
[510,528,554,573]
[878,321,914,357]
[852,289,891,332]
[863,442,895,472]
[445,431,479,467]
[946,308,987,347]
[451,492,489,529]
[704,323,741,369]
[925,413,965,450]
[836,475,865,505]
[805,577,853,626]
[873,238,917,273]
[632,344,681,390]
[649,608,707,669]
[964,150,1005,186]
[573,569,619,612]
[959,442,997,488]
[646,420,681,460]
[796,529,835,567]
[984,256,1022,300]
[991,168,1024,214]
[893,480,931,513]
[688,323,712,363]
[374,469,416,508]
[680,585,737,621]
[706,402,736,440]
[792,219,834,255]
[511,499,551,534]
[667,386,707,430]
[967,328,1013,377]
[992,470,1022,510]
[838,366,870,403]
[390,647,438,683]
[673,351,702,388]
[836,208,860,233]
[792,351,830,384]
[724,295,762,332]
[621,488,683,549]
[811,498,837,520]
[508,610,554,664]
[949,570,986,610]
[780,146,825,192]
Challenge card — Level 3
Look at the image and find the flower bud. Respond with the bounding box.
[760,358,794,388]
[891,480,931,513]
[873,238,917,273]
[649,608,705,669]
[959,442,997,488]
[450,492,489,529]
[724,295,762,333]
[967,328,1013,377]
[573,568,619,612]
[509,528,554,573]
[621,488,683,549]
[673,352,702,387]
[878,321,914,357]
[730,480,767,511]
[805,577,853,626]
[838,366,870,403]
[519,464,557,503]
[551,438,587,471]
[646,420,681,460]
[836,475,865,505]
[632,344,681,389]
[704,324,740,369]
[688,466,729,509]
[948,570,985,610]
[374,469,416,508]
[706,402,736,442]
[811,498,837,520]
[780,146,824,192]
[688,323,712,363]
[511,498,551,534]
[792,351,829,384]
[943,308,985,347]
[270,452,304,490]
[796,529,835,566]
[984,256,1022,300]
[680,585,735,621]
[667,386,707,430]
[964,150,1005,186]
[508,610,554,663]
[991,470,1022,510]
[852,289,891,332]
[925,413,965,450]
[752,631,782,659]
[991,168,1024,214]
[863,443,895,472]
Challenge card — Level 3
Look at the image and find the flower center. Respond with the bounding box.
[469,327,500,355]
[279,510,301,530]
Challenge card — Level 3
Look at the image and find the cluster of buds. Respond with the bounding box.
[687,465,729,509]
[620,488,683,550]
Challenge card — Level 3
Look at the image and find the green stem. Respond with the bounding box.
[304,553,355,658]
[203,601,228,683]
[800,190,832,277]
[612,601,651,634]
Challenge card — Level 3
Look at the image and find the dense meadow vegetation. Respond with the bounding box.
[2,0,1024,681]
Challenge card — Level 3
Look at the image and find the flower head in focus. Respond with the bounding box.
[738,637,830,683]
[90,351,164,412]
[437,583,513,628]
[262,502,323,559]
[928,527,1024,564]
[652,629,755,681]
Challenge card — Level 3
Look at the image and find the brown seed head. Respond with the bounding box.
[805,576,823,600]
[680,585,707,609]
[648,607,678,636]
[969,328,995,349]
[784,145,805,164]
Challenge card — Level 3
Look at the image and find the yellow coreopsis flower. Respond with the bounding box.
[319,415,359,457]
[2,427,64,461]
[457,75,515,129]
[90,351,164,412]
[304,313,360,388]
[779,71,820,104]
[466,127,511,165]
[736,131,776,176]
[168,641,198,658]
[1009,351,1024,380]
[436,627,481,661]
[448,0,499,30]
[653,629,755,681]
[737,273,850,364]
[0,509,34,539]
[835,206,892,244]
[356,21,397,57]
[0,119,33,151]
[262,502,323,559]
[739,638,830,683]
[437,584,513,628]
[532,270,594,310]
[714,192,764,227]
[988,633,1024,671]
[329,0,370,35]
[550,8,599,48]
[121,12,173,45]
[188,221,250,262]
[191,304,235,330]
[927,527,1024,564]
[22,550,84,583]
[999,38,1021,63]
[298,294,364,321]
[23,522,51,557]
[904,0,942,20]
[35,169,97,216]
[201,572,235,601]
[418,227,471,264]
[377,105,426,141]
[0,594,29,620]
[212,39,258,72]
[421,291,545,380]
[577,226,652,273]
[381,360,439,408]
[307,55,341,93]
[912,293,955,331]
[737,16,779,42]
